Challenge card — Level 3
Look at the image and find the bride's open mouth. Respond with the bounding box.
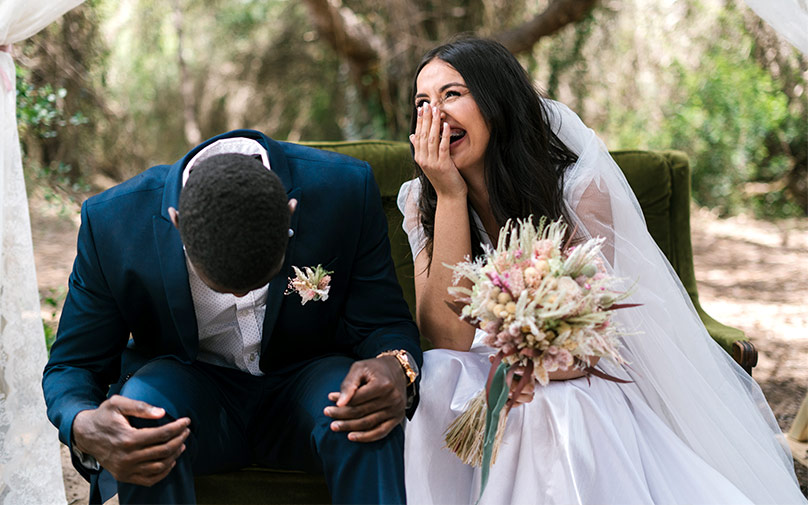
[450,129,466,145]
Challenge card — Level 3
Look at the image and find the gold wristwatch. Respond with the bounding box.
[377,349,418,386]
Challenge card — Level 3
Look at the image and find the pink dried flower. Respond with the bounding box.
[541,346,574,372]
[483,320,500,335]
[533,239,555,259]
[507,267,525,294]
[286,265,333,305]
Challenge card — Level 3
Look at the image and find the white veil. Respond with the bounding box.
[742,0,808,55]
[546,100,804,503]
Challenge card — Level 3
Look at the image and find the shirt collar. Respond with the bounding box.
[182,137,271,187]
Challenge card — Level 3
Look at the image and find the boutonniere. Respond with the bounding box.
[285,265,333,305]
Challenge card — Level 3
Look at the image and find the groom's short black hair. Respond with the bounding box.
[178,153,290,292]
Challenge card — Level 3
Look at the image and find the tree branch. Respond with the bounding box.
[495,0,599,54]
[301,0,383,75]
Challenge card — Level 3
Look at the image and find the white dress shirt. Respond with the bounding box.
[182,137,273,376]
[186,258,267,376]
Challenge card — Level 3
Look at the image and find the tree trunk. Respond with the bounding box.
[172,0,202,146]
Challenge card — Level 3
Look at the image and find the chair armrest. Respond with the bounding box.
[693,304,757,374]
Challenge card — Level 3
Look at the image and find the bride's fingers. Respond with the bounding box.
[509,390,535,405]
[426,107,441,160]
[411,106,425,165]
[505,367,518,385]
[416,104,425,137]
[420,106,434,160]
[419,104,432,141]
[438,121,451,162]
[417,105,433,163]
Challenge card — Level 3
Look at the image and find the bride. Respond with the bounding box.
[398,36,805,504]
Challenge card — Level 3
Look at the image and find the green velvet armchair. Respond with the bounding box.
[195,142,755,505]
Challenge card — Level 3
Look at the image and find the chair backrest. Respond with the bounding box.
[299,141,737,352]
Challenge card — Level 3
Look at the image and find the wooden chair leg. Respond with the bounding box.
[788,393,808,469]
[731,340,757,375]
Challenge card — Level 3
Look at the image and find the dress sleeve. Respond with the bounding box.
[566,175,617,266]
[397,178,427,260]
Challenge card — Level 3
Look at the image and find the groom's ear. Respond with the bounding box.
[168,207,180,229]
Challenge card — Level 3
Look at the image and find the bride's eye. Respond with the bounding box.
[415,99,430,108]
[443,90,462,103]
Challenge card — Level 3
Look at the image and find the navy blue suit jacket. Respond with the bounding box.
[42,130,421,479]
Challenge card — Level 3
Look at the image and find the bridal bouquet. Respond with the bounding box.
[443,216,636,498]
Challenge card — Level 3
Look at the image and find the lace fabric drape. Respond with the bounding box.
[0,1,84,504]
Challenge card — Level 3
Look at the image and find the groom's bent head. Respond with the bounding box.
[176,153,290,295]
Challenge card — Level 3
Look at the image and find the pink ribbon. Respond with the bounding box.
[0,45,12,92]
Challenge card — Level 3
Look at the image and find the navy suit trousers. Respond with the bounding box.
[111,356,406,504]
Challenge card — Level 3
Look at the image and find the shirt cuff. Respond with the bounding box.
[72,445,100,471]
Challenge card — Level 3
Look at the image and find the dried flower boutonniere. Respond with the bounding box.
[285,265,333,305]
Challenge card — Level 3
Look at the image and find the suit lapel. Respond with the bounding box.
[153,215,198,359]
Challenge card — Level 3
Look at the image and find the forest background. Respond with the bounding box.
[16,0,807,224]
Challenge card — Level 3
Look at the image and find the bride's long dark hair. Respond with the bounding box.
[410,37,578,264]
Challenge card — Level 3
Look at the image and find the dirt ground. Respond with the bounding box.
[29,192,807,503]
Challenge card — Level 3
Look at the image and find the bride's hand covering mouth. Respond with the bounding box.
[410,104,467,198]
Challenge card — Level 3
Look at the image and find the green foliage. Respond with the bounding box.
[544,13,596,103]
[42,287,67,353]
[16,66,91,199]
[16,66,88,139]
[659,46,790,215]
[16,0,805,217]
[574,1,806,218]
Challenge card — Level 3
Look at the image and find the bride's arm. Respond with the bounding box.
[407,105,476,350]
[412,196,476,351]
[543,178,615,382]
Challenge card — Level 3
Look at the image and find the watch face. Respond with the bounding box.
[398,353,417,385]
[401,351,419,373]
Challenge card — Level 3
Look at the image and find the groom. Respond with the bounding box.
[42,130,422,504]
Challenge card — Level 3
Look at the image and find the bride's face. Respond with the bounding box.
[415,59,490,174]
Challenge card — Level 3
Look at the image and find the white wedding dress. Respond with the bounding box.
[398,101,806,504]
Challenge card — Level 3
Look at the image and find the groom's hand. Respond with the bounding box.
[72,395,191,486]
[324,357,407,443]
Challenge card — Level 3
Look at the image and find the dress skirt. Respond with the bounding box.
[404,340,753,505]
